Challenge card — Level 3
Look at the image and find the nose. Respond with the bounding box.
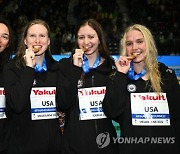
[84,37,89,44]
[35,36,40,43]
[132,43,138,50]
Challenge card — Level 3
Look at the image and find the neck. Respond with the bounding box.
[85,52,99,67]
[133,61,145,74]
[133,62,148,80]
[35,54,45,66]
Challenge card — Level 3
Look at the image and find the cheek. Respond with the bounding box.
[1,40,9,48]
[92,39,99,48]
[126,47,132,55]
[142,45,146,51]
[0,41,8,52]
[77,40,83,47]
[25,39,34,46]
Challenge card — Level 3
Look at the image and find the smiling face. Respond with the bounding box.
[77,24,100,56]
[0,23,9,53]
[125,30,146,63]
[24,24,50,56]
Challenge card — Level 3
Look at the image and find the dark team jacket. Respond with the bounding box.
[0,68,8,153]
[102,62,180,154]
[3,55,62,154]
[56,57,119,154]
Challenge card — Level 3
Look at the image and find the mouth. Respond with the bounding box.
[82,46,89,52]
[127,52,139,60]
[32,45,42,53]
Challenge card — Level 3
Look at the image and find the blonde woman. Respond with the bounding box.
[103,24,180,154]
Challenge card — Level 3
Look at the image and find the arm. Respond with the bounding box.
[170,70,180,147]
[56,58,82,111]
[102,71,129,120]
[3,63,34,113]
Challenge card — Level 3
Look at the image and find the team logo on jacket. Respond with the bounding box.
[127,84,136,92]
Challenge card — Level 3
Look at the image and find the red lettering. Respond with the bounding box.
[0,89,5,95]
[139,94,166,101]
[81,89,106,96]
[33,89,56,95]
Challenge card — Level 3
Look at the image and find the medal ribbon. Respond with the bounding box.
[128,62,146,80]
[82,55,101,73]
[34,58,47,73]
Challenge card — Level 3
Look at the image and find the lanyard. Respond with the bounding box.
[82,54,101,73]
[128,62,146,80]
[34,58,47,73]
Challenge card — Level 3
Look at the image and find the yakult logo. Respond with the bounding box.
[78,88,106,96]
[132,93,167,102]
[0,89,5,95]
[32,89,56,95]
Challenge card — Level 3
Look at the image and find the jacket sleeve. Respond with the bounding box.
[3,63,34,113]
[56,58,82,111]
[102,71,129,120]
[169,70,180,147]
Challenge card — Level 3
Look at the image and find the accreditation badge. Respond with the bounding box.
[30,87,58,120]
[0,88,6,119]
[78,86,107,120]
[131,92,170,126]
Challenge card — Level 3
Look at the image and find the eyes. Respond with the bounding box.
[78,35,95,40]
[126,39,144,46]
[27,34,48,39]
[0,34,9,40]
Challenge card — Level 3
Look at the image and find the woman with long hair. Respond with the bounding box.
[103,24,180,154]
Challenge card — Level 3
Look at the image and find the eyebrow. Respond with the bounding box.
[1,33,9,36]
[126,38,144,42]
[78,34,96,36]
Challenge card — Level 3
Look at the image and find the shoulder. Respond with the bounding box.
[3,60,16,70]
[158,62,175,75]
[59,57,72,67]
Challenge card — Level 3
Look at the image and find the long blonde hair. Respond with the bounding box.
[120,24,162,93]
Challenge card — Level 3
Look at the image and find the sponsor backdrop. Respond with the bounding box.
[53,55,180,137]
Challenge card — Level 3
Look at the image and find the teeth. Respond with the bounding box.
[33,45,41,49]
[32,45,41,53]
[127,53,138,60]
[134,52,141,55]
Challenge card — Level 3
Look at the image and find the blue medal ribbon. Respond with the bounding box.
[128,62,146,80]
[82,54,101,73]
[34,58,47,73]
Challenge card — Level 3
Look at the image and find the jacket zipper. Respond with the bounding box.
[92,74,98,134]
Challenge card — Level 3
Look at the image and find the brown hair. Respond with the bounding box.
[0,19,14,68]
[73,18,114,64]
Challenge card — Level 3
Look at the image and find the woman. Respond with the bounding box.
[3,19,62,154]
[56,18,119,154]
[0,19,14,154]
[102,24,180,154]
